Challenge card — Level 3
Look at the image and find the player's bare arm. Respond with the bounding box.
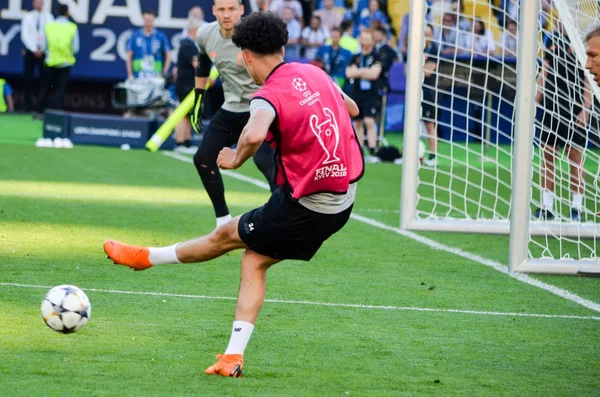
[334,83,359,117]
[360,63,382,81]
[217,108,274,169]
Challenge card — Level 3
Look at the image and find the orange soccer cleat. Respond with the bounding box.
[205,354,243,377]
[103,240,152,271]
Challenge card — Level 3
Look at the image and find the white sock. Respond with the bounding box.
[542,190,555,211]
[216,214,232,227]
[572,192,583,211]
[148,244,181,265]
[224,321,254,355]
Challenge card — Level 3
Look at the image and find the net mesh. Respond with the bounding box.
[413,0,599,262]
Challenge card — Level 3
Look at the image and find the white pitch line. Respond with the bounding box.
[2,282,599,321]
[162,151,600,314]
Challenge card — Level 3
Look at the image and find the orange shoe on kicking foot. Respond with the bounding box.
[205,354,243,377]
[103,240,152,271]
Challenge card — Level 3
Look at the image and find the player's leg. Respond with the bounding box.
[353,118,365,148]
[104,216,247,270]
[535,112,558,219]
[424,120,437,166]
[252,141,277,192]
[205,249,279,377]
[364,116,380,162]
[193,109,237,225]
[566,143,585,221]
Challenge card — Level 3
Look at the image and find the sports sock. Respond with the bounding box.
[216,214,232,227]
[542,190,555,211]
[148,244,181,265]
[184,139,191,148]
[429,153,436,160]
[224,321,254,355]
[368,147,376,156]
[572,192,583,211]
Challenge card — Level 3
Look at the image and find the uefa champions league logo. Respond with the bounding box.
[309,108,341,165]
[292,77,307,92]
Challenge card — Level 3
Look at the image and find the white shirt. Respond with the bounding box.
[301,27,330,59]
[20,9,54,52]
[472,30,496,55]
[500,31,517,55]
[287,19,302,41]
[270,0,304,19]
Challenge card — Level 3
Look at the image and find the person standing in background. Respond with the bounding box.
[126,10,172,80]
[312,27,353,88]
[36,4,78,118]
[21,0,53,113]
[174,19,203,154]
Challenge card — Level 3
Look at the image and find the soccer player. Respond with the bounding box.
[190,0,276,227]
[534,22,592,221]
[104,10,364,378]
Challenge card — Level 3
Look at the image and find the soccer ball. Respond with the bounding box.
[41,285,91,334]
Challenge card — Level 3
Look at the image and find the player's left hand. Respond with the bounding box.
[217,147,237,170]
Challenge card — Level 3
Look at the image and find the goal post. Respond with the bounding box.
[400,0,600,274]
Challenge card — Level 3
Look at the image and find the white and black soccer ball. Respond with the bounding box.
[41,285,91,334]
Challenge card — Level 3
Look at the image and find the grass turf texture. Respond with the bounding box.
[0,116,599,395]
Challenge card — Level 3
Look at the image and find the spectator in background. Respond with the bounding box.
[358,0,389,33]
[174,19,203,154]
[21,0,53,113]
[373,24,398,91]
[337,19,360,54]
[36,4,78,118]
[179,7,205,39]
[283,7,302,60]
[500,18,518,57]
[435,13,470,56]
[346,29,383,163]
[0,78,15,113]
[270,0,304,25]
[126,10,172,79]
[313,0,344,31]
[313,27,353,87]
[470,19,496,56]
[302,15,330,59]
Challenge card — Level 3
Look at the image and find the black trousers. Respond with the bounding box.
[23,50,45,111]
[38,66,71,113]
[193,108,276,217]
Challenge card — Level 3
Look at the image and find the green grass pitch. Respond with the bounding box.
[0,115,599,396]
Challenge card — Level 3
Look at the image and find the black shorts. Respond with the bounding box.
[238,188,353,261]
[422,102,437,121]
[353,92,380,119]
[175,84,194,103]
[540,110,587,148]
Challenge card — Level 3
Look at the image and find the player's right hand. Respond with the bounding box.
[191,88,206,133]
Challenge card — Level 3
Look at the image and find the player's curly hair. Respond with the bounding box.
[232,11,288,55]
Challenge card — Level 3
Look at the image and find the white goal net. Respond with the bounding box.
[400,0,600,274]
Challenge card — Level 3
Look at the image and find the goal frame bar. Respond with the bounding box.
[399,0,600,275]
